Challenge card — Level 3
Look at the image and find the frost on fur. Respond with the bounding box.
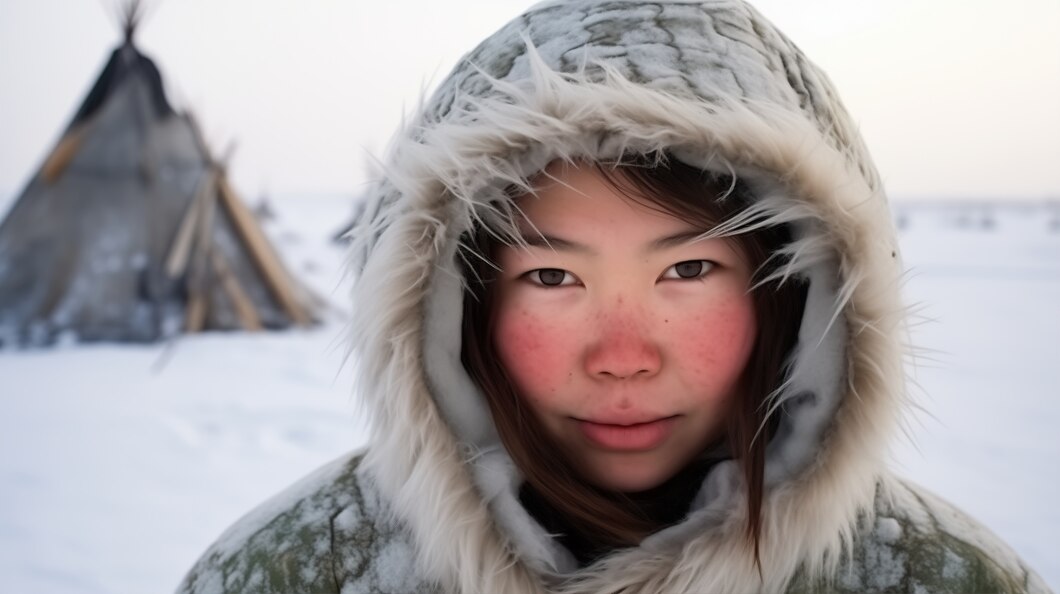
[344,13,906,594]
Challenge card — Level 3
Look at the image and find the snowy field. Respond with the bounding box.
[1,195,1057,593]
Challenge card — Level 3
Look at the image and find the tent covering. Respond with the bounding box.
[0,26,318,346]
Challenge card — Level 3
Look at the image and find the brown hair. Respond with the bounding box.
[460,153,806,566]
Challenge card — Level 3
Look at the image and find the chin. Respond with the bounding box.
[584,459,675,493]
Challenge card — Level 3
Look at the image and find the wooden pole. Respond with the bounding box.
[216,176,313,326]
[165,169,213,278]
[41,125,88,183]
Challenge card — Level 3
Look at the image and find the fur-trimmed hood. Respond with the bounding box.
[346,1,907,592]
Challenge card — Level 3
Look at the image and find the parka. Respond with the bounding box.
[177,1,1052,592]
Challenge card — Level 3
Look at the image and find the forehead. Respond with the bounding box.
[516,162,696,235]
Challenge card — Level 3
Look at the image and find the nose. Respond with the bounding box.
[584,304,661,380]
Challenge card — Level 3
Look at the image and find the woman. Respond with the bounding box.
[178,1,1050,592]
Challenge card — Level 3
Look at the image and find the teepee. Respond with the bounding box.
[0,2,318,346]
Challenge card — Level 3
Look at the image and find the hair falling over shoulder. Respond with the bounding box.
[460,153,807,568]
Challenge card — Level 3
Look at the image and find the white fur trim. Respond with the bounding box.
[347,3,907,592]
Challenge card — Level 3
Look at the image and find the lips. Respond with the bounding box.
[576,416,678,451]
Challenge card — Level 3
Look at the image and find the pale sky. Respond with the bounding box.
[1,0,1058,204]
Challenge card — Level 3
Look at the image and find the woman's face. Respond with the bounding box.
[492,162,757,493]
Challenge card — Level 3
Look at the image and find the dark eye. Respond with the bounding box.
[531,268,572,287]
[662,260,714,280]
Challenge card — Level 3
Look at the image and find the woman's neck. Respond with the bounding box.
[519,457,717,567]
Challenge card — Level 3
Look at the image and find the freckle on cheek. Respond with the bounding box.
[682,309,755,380]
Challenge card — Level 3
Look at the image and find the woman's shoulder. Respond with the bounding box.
[792,475,1050,594]
[176,450,433,594]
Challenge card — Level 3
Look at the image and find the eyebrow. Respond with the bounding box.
[518,229,709,254]
[520,233,589,253]
[649,229,711,251]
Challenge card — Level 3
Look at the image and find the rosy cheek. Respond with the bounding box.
[493,306,577,402]
[675,297,757,390]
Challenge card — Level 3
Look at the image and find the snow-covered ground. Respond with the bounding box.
[891,201,1060,588]
[1,196,1057,593]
